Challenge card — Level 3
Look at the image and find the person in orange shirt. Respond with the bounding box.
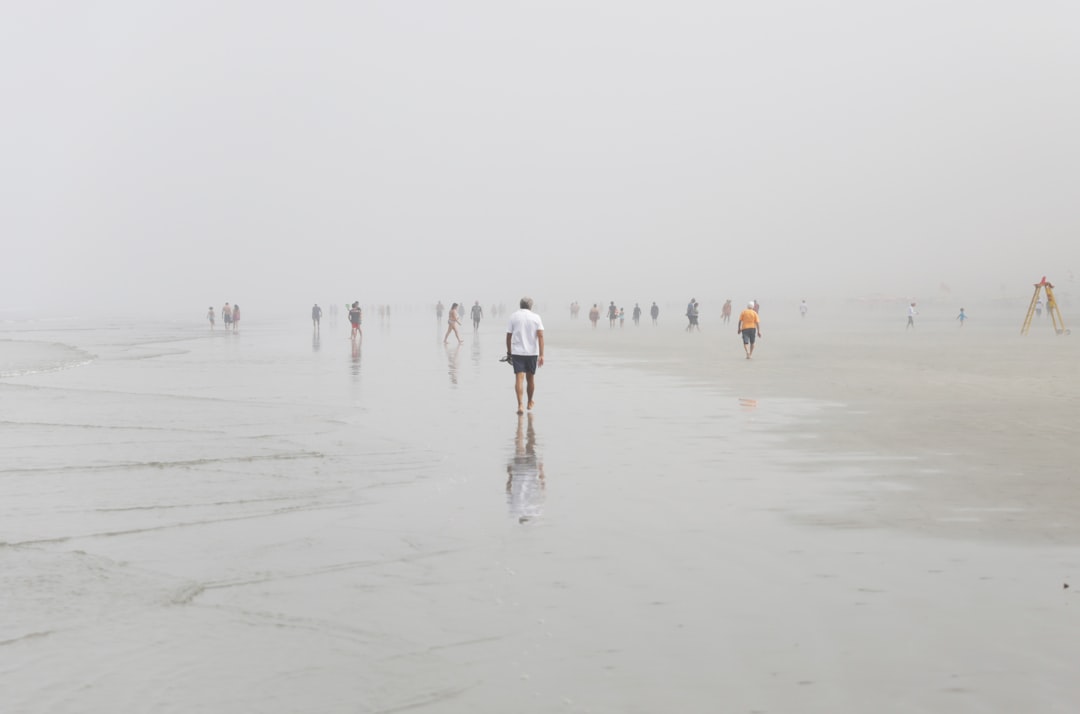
[737,301,761,359]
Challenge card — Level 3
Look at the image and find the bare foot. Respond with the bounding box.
[527,400,535,410]
[516,405,524,415]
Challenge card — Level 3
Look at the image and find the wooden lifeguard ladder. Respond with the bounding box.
[1021,276,1069,335]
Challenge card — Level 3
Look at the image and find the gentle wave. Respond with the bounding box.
[0,339,97,378]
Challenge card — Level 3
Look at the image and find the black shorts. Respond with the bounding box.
[511,355,538,374]
[741,329,756,345]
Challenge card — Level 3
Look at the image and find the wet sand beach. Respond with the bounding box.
[2,307,1079,713]
[556,302,1080,543]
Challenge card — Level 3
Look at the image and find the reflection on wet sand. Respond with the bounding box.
[470,331,482,366]
[312,329,321,353]
[350,338,361,377]
[506,412,545,523]
[445,342,461,385]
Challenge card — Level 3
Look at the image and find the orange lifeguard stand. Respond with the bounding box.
[1021,276,1068,335]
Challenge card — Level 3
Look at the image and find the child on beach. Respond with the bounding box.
[956,308,967,327]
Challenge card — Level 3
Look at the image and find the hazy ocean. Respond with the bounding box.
[3,307,1079,713]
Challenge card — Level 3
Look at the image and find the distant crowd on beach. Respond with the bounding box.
[571,297,760,331]
[201,295,1000,337]
[200,296,782,348]
[191,287,1067,435]
[203,295,1004,346]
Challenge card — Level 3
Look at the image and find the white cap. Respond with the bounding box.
[748,301,755,308]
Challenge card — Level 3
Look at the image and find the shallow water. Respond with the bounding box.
[2,313,1079,713]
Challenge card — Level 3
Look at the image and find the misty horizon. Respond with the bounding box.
[4,3,1078,317]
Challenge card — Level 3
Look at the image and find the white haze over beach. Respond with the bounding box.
[4,2,1080,711]
[3,2,1080,317]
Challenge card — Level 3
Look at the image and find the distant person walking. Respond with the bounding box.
[721,300,732,324]
[607,301,618,328]
[619,307,625,327]
[348,301,362,340]
[436,301,445,321]
[589,304,600,328]
[312,303,322,330]
[907,302,917,330]
[231,304,240,332]
[956,307,967,327]
[222,302,232,330]
[800,300,808,318]
[506,297,545,415]
[738,301,761,359]
[444,302,463,344]
[470,301,484,331]
[650,302,659,325]
[632,303,642,326]
[207,306,215,330]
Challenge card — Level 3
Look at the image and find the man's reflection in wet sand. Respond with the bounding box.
[446,342,461,385]
[312,328,321,353]
[350,339,361,377]
[470,330,482,366]
[507,413,545,523]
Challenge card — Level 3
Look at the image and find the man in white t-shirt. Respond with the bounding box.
[506,297,545,415]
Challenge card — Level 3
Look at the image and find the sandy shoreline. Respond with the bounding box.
[553,307,1080,544]
[3,316,1080,713]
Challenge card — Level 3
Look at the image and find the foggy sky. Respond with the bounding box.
[4,1,1078,317]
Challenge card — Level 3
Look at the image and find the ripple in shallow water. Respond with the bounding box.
[0,339,96,378]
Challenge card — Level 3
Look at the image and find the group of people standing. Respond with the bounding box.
[584,302,660,327]
[207,302,240,332]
